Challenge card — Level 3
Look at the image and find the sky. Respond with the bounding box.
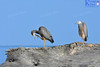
[0,0,100,64]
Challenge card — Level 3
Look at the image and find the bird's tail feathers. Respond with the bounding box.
[50,38,54,43]
[84,37,87,41]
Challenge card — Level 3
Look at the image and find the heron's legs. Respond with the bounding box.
[83,40,85,44]
[43,39,46,48]
[42,37,46,48]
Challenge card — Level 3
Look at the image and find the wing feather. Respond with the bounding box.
[39,26,54,43]
[83,23,88,37]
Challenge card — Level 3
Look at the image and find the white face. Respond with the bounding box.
[33,33,36,38]
[76,21,82,24]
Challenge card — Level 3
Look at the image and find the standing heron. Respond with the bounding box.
[75,21,88,44]
[31,26,54,48]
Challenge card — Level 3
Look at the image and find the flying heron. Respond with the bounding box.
[31,26,54,48]
[75,21,88,44]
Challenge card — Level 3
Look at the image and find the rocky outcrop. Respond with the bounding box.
[0,42,100,67]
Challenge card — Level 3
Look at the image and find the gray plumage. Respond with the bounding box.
[76,21,88,42]
[31,26,54,47]
[38,26,54,43]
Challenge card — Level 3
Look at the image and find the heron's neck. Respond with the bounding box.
[35,30,39,34]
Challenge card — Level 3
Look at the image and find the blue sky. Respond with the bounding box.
[0,0,100,64]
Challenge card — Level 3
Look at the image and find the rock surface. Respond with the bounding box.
[0,42,100,67]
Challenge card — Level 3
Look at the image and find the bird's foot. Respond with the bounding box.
[77,42,83,44]
[43,47,45,49]
[39,47,45,50]
[77,42,82,43]
[79,42,85,44]
[82,42,85,44]
[76,42,85,47]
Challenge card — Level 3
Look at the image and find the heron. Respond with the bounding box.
[31,26,54,48]
[75,21,88,44]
